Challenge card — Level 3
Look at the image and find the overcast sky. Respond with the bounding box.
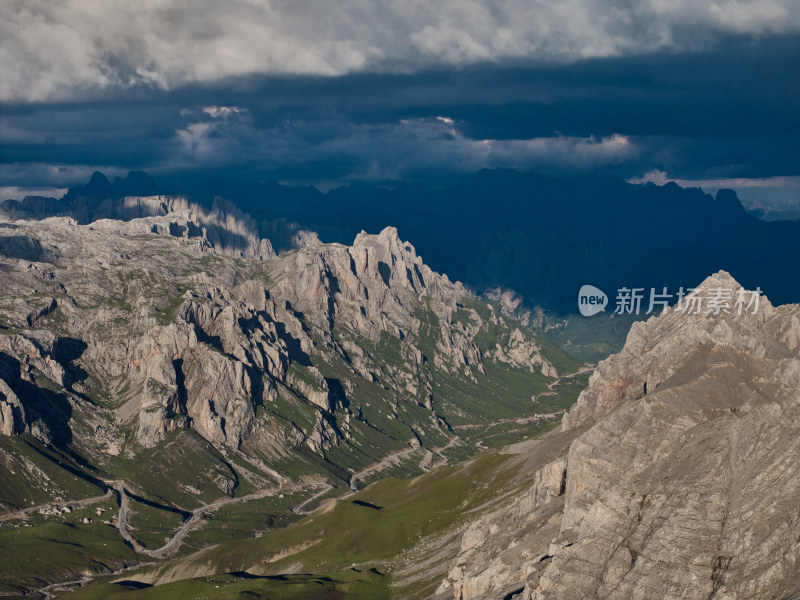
[1,0,799,201]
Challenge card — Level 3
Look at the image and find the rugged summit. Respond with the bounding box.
[436,272,800,599]
[0,206,566,526]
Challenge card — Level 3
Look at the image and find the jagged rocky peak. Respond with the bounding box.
[0,213,557,467]
[352,226,433,292]
[562,269,790,430]
[269,226,557,375]
[270,226,461,334]
[436,273,800,600]
[0,374,25,437]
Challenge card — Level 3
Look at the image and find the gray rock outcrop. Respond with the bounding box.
[436,271,800,600]
[0,377,26,436]
[0,212,557,484]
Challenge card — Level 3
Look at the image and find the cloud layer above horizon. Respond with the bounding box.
[1,1,799,200]
[3,0,800,102]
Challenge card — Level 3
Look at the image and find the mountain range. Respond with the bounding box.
[10,267,791,600]
[6,170,800,318]
[0,175,798,599]
[0,194,582,596]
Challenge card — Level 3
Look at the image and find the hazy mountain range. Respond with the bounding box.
[5,169,800,319]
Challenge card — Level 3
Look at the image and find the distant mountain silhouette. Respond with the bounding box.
[12,169,800,315]
[205,169,800,314]
[62,170,158,203]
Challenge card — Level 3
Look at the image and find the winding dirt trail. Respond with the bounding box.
[347,444,424,491]
[14,434,505,596]
[417,450,434,471]
[452,412,564,431]
[24,479,326,597]
[290,483,334,515]
[108,479,317,558]
[35,561,157,600]
[449,366,594,435]
[347,435,462,490]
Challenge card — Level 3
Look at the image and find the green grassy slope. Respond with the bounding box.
[67,431,568,600]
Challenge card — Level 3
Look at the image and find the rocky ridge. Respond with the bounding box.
[0,207,560,506]
[435,271,800,600]
[2,172,322,258]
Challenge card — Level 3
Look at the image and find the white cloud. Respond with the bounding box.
[163,115,641,180]
[96,112,639,181]
[628,170,800,189]
[2,0,799,102]
[333,120,638,178]
[202,106,243,119]
[0,186,68,200]
[0,162,128,187]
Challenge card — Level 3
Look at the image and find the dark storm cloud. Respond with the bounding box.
[1,35,798,190]
[4,0,799,103]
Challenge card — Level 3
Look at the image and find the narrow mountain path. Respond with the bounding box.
[290,483,334,515]
[452,412,564,431]
[550,365,594,388]
[348,443,427,491]
[418,449,434,471]
[35,561,158,600]
[108,479,316,558]
[347,435,463,488]
[107,480,143,552]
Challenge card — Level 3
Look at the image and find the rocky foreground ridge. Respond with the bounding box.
[0,203,560,508]
[435,271,800,600]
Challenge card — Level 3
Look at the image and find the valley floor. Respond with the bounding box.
[0,370,589,599]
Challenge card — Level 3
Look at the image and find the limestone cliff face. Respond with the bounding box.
[0,377,26,436]
[436,272,800,600]
[0,212,556,472]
